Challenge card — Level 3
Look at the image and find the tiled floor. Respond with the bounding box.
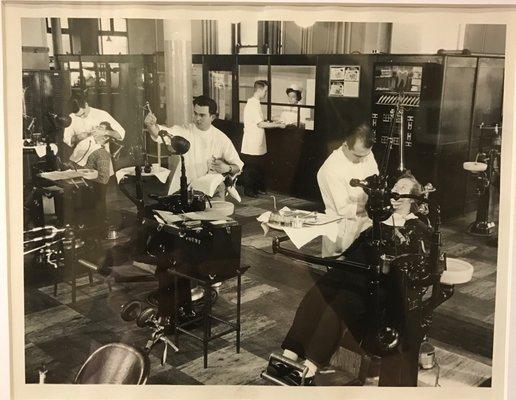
[24,185,497,386]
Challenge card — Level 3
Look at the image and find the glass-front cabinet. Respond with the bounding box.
[237,62,316,130]
[209,70,233,121]
[270,65,316,130]
[194,55,318,131]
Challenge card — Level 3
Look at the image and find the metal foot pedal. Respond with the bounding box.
[260,353,310,386]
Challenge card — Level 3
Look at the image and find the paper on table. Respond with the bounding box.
[304,214,343,226]
[115,164,170,184]
[154,210,185,224]
[257,211,272,223]
[256,208,340,249]
[189,173,225,197]
[184,210,230,221]
[40,170,83,181]
[257,211,272,235]
[284,223,339,249]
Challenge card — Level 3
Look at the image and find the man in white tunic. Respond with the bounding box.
[63,93,125,176]
[241,80,285,197]
[144,95,244,196]
[317,124,379,257]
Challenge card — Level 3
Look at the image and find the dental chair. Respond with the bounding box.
[262,174,454,387]
[75,343,150,385]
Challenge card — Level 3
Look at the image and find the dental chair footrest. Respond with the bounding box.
[261,353,311,386]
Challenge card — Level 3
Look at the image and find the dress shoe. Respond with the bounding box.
[266,360,314,386]
[284,370,315,386]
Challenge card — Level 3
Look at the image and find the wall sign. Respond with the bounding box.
[329,65,360,98]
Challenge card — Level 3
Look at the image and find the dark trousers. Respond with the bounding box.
[241,154,266,195]
[281,269,369,366]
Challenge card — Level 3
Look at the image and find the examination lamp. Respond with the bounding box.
[158,130,191,206]
[48,112,72,129]
[158,131,190,155]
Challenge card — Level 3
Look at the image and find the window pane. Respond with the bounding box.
[62,34,71,54]
[47,33,54,55]
[209,71,232,120]
[113,18,127,32]
[71,71,82,88]
[238,65,268,101]
[101,36,128,54]
[272,105,314,130]
[110,63,120,90]
[192,64,203,97]
[83,65,97,88]
[97,63,108,90]
[101,18,111,31]
[271,65,316,106]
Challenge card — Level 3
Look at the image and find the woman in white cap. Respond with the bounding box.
[280,84,310,127]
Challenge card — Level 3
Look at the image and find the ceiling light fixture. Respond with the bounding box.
[295,19,315,29]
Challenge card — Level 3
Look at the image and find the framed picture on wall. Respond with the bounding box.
[329,65,360,97]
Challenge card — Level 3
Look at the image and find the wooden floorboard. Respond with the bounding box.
[23,190,496,386]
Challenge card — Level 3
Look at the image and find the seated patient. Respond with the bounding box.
[69,136,111,185]
[272,172,432,385]
[63,136,111,228]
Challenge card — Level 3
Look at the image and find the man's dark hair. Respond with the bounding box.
[254,80,268,91]
[68,92,88,114]
[193,95,218,116]
[344,123,375,149]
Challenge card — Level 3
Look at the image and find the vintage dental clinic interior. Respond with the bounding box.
[21,18,504,387]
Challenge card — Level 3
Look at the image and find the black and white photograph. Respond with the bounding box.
[4,2,516,399]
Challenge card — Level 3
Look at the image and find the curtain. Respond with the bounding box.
[258,21,282,54]
[300,26,314,54]
[201,20,218,54]
[312,22,345,54]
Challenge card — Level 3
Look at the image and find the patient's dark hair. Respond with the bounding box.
[193,95,218,116]
[344,123,375,149]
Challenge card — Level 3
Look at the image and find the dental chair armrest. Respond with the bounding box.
[272,236,371,273]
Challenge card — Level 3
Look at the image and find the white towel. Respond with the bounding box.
[189,173,225,197]
[70,137,101,167]
[256,208,340,249]
[34,144,58,158]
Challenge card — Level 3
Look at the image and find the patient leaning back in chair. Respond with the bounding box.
[270,172,432,385]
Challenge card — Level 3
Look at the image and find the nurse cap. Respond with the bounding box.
[286,83,302,93]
